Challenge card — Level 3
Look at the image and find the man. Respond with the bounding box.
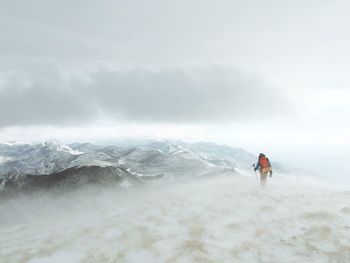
[254,153,273,187]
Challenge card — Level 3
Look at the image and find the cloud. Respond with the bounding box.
[0,65,292,127]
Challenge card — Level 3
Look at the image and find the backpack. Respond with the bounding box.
[259,156,269,169]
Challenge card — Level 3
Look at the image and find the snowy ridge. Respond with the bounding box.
[1,175,349,262]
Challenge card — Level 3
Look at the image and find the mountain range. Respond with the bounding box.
[0,139,292,194]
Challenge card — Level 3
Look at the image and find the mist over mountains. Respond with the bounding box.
[0,139,294,195]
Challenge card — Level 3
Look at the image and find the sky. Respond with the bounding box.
[1,0,350,179]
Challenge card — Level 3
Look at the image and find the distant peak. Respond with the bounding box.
[42,139,83,155]
[43,138,61,146]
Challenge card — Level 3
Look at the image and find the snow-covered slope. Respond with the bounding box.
[0,139,82,176]
[1,174,349,262]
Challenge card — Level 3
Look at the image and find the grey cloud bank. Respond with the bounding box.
[0,66,291,127]
[2,0,348,71]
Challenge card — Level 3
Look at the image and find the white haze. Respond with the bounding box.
[1,173,350,263]
[1,0,350,185]
[1,0,350,261]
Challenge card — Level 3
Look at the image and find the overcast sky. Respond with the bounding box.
[1,0,350,177]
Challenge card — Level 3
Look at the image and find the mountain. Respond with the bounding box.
[0,139,83,176]
[0,165,139,195]
[68,142,101,153]
[0,139,294,194]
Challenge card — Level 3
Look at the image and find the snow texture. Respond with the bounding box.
[1,174,349,263]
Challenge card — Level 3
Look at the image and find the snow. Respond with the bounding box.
[120,180,133,188]
[0,156,12,165]
[126,168,143,177]
[80,160,113,167]
[1,174,350,262]
[42,139,83,155]
[2,141,28,146]
[0,139,262,179]
[206,162,217,168]
[59,145,83,155]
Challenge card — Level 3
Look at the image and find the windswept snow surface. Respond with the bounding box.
[1,174,350,263]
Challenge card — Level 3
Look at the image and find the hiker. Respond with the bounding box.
[254,153,273,187]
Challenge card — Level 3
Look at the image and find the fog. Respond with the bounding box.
[1,173,350,263]
[1,0,350,261]
[1,0,350,182]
